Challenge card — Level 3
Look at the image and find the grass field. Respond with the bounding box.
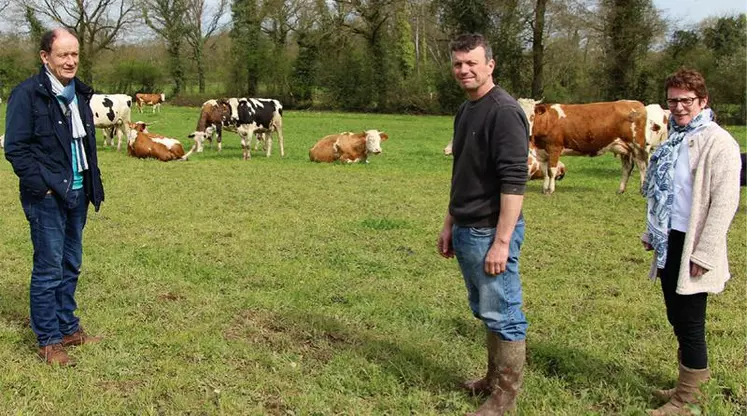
[0,104,745,415]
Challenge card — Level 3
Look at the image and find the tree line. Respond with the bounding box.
[0,0,744,123]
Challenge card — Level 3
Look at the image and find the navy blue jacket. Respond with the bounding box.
[5,67,104,211]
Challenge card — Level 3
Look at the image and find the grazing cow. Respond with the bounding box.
[309,130,389,163]
[188,99,229,152]
[127,121,195,161]
[644,104,670,153]
[91,94,132,151]
[135,93,165,113]
[234,98,285,160]
[530,100,648,194]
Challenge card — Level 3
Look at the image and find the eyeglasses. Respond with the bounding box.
[666,97,698,108]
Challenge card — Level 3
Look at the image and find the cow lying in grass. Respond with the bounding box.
[127,121,195,161]
[309,130,389,163]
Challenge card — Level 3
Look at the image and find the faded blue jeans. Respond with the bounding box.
[452,218,527,341]
[21,188,88,347]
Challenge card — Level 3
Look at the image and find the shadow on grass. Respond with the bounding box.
[0,281,37,348]
[528,340,671,410]
[226,307,468,396]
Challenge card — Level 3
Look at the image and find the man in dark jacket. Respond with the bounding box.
[437,33,529,416]
[5,28,104,366]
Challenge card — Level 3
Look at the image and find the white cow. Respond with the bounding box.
[90,94,133,151]
[644,104,670,154]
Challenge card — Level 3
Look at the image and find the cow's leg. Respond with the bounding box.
[265,132,273,157]
[618,153,634,194]
[546,150,561,194]
[240,130,250,160]
[276,121,285,158]
[239,126,257,160]
[115,126,123,152]
[216,125,223,152]
[535,147,556,194]
[102,129,110,148]
[635,151,649,195]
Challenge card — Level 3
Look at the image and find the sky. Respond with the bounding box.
[653,0,746,26]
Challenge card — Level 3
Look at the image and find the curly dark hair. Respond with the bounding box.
[665,68,709,103]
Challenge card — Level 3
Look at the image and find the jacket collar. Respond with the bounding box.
[34,65,94,100]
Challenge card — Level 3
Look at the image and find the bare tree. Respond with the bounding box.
[0,0,10,15]
[21,0,138,84]
[184,0,227,93]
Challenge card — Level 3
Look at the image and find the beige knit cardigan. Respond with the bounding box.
[642,122,742,295]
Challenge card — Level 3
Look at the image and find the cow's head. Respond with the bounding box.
[444,141,453,156]
[188,129,213,152]
[160,93,166,102]
[364,130,388,155]
[217,99,232,124]
[517,98,542,135]
[129,121,150,133]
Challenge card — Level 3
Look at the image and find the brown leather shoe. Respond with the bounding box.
[38,343,76,367]
[62,328,102,347]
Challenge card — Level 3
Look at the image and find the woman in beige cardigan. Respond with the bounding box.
[641,68,741,416]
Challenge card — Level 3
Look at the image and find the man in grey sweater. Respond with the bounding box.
[437,33,529,416]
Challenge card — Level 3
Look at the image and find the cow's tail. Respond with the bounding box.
[180,141,198,161]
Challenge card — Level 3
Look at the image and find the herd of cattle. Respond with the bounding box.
[0,94,743,193]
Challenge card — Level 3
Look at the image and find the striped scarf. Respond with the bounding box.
[643,108,713,269]
[45,66,88,172]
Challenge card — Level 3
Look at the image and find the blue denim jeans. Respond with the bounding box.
[21,188,88,347]
[452,218,527,341]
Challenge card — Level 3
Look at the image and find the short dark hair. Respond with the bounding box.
[665,68,709,103]
[40,28,78,54]
[450,33,493,62]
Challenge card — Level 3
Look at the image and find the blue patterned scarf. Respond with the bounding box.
[643,108,713,269]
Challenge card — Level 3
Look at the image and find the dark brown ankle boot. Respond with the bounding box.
[38,343,76,367]
[466,339,525,416]
[462,331,500,396]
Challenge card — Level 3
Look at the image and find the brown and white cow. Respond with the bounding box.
[309,130,389,163]
[530,100,648,194]
[188,99,230,152]
[127,121,195,161]
[135,93,166,113]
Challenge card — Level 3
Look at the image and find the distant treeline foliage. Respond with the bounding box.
[0,1,744,123]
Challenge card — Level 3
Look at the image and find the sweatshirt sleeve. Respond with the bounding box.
[491,105,529,195]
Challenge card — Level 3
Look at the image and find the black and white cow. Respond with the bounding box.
[192,97,284,159]
[235,98,284,160]
[91,94,132,151]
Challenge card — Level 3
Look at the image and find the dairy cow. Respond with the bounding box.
[91,94,132,151]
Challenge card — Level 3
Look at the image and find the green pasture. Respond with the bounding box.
[0,104,745,415]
